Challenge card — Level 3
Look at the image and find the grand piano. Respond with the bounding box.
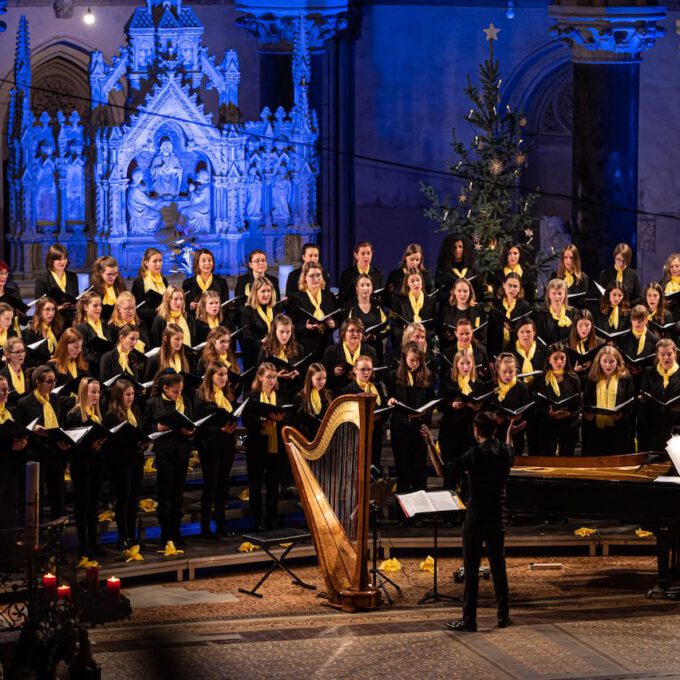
[507,452,680,598]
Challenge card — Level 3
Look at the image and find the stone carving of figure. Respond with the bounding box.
[36,141,57,225]
[180,169,211,234]
[150,138,183,197]
[128,168,163,234]
[245,165,263,219]
[272,166,291,221]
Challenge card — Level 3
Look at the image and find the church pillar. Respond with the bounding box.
[235,1,354,280]
[549,3,665,273]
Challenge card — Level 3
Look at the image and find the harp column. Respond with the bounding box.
[549,2,665,274]
[235,1,357,281]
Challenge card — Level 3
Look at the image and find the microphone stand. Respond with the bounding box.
[369,474,401,604]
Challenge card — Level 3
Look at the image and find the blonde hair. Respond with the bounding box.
[109,291,141,328]
[588,345,627,381]
[50,328,88,374]
[71,377,101,423]
[195,290,223,324]
[156,285,187,321]
[246,277,276,309]
[451,349,477,383]
[297,262,326,293]
[557,244,583,281]
[251,361,277,392]
[74,291,102,325]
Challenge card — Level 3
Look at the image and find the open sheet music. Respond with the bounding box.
[396,490,465,518]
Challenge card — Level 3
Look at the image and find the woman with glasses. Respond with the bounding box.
[322,317,377,394]
[15,365,70,519]
[108,291,151,352]
[24,297,62,366]
[240,278,278,371]
[234,249,281,303]
[343,274,389,364]
[1,337,28,406]
[90,255,127,322]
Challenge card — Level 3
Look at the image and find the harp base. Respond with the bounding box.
[333,587,382,613]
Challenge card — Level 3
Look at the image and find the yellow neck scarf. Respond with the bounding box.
[515,341,536,376]
[197,274,213,293]
[103,285,117,305]
[563,271,574,288]
[219,353,231,369]
[310,388,322,415]
[126,408,138,427]
[208,316,219,329]
[457,374,472,396]
[357,380,381,406]
[504,264,523,278]
[665,277,680,294]
[86,406,100,424]
[214,387,233,413]
[0,402,12,423]
[135,338,145,353]
[408,291,424,322]
[162,393,185,414]
[42,323,57,353]
[52,270,67,292]
[0,329,7,347]
[256,305,274,330]
[67,360,78,379]
[497,377,516,402]
[260,390,278,453]
[657,362,679,389]
[118,349,132,374]
[144,272,166,293]
[502,297,516,346]
[169,311,191,346]
[169,352,183,373]
[357,265,370,276]
[608,305,620,329]
[407,371,414,387]
[550,304,572,328]
[306,290,325,321]
[578,340,587,355]
[343,341,360,366]
[88,318,105,340]
[34,390,58,429]
[596,376,618,428]
[614,265,625,283]
[452,267,468,279]
[8,365,25,395]
[545,369,563,397]
[631,328,647,355]
[456,341,471,352]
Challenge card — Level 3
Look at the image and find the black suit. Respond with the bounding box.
[287,290,338,360]
[338,265,383,306]
[99,348,141,383]
[582,375,635,455]
[638,368,680,451]
[34,270,79,300]
[599,266,641,302]
[75,322,114,378]
[150,315,196,349]
[234,272,281,303]
[390,293,437,348]
[531,372,582,455]
[131,276,169,334]
[534,307,577,346]
[322,342,377,395]
[182,275,230,308]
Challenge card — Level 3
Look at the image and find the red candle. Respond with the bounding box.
[85,566,99,594]
[57,585,71,601]
[106,576,121,600]
[43,572,57,598]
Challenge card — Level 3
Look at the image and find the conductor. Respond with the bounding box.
[426,411,518,632]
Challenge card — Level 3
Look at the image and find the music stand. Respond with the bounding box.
[369,477,401,604]
[417,510,460,605]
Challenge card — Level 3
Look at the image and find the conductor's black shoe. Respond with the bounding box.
[497,616,512,629]
[446,619,477,632]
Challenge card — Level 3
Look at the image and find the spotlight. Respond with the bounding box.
[83,7,95,25]
[506,0,515,19]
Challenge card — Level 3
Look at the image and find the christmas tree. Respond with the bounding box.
[421,23,540,273]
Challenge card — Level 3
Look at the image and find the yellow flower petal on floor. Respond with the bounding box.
[124,545,144,562]
[239,489,249,501]
[238,542,261,553]
[98,510,114,522]
[379,558,402,573]
[144,457,156,474]
[138,498,158,513]
[419,556,435,574]
[574,527,597,538]
[635,528,653,538]
[279,542,293,548]
[77,556,101,569]
[157,541,184,557]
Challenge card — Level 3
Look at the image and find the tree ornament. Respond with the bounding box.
[489,158,504,175]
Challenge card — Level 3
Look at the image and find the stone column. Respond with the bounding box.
[234,1,353,279]
[549,3,665,273]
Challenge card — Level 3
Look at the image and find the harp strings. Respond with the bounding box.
[309,422,359,540]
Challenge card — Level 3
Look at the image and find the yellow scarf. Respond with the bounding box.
[135,338,145,353]
[118,349,133,374]
[42,323,57,353]
[608,305,620,330]
[452,267,468,279]
[457,374,472,396]
[343,341,360,366]
[0,402,12,423]
[577,340,587,355]
[515,341,536,377]
[52,270,67,292]
[357,265,370,276]
[0,329,7,347]
[162,393,185,414]
[67,360,78,379]
[34,390,58,429]
[197,274,213,293]
[596,376,618,428]
[169,352,183,373]
[87,318,106,340]
[563,271,574,288]
[245,283,251,297]
[504,264,523,278]
[550,305,572,328]
[456,341,472,353]
[497,377,516,402]
[207,316,219,329]
[306,290,325,321]
[665,277,680,294]
[657,362,679,389]
[219,354,231,369]
[126,409,137,427]
[260,390,278,453]
[407,371,414,387]
[545,369,563,397]
[631,328,647,356]
[143,272,166,294]
[310,388,322,414]
[614,265,625,283]
[502,297,516,346]
[8,365,25,395]
[256,305,274,330]
[357,381,381,406]
[86,406,101,424]
[103,285,117,305]
[169,311,191,346]
[214,387,233,413]
[408,291,424,322]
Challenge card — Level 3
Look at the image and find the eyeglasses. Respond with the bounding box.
[9,350,26,355]
[306,273,322,279]
[346,329,362,335]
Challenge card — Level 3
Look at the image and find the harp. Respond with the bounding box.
[282,394,381,612]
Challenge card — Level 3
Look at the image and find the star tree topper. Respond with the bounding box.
[483,22,501,59]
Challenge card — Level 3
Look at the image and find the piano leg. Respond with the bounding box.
[647,525,680,599]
